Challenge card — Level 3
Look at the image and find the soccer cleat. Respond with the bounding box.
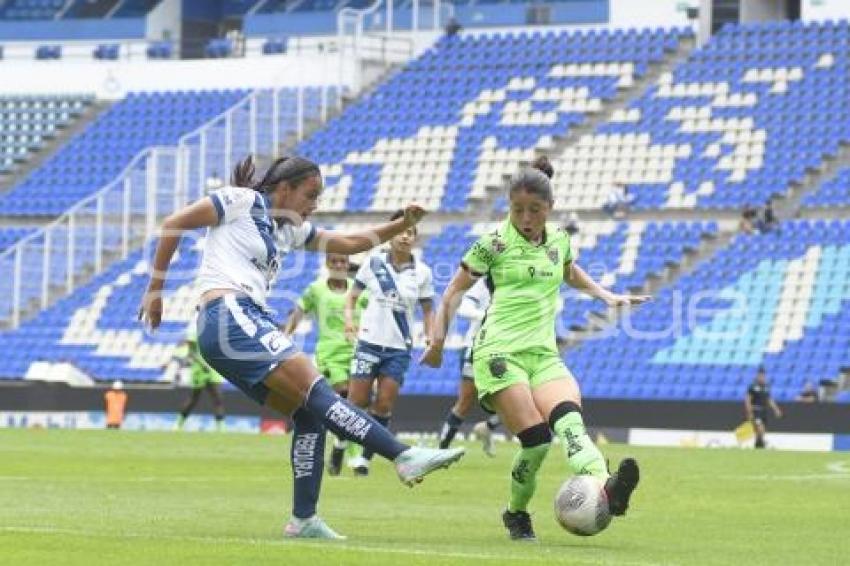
[473,421,496,457]
[394,446,465,487]
[502,509,536,541]
[283,516,347,540]
[327,447,345,477]
[604,458,640,516]
[348,456,370,477]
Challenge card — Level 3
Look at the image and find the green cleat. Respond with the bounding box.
[394,446,465,487]
[283,516,347,540]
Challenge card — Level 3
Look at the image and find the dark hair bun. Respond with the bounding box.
[531,155,554,179]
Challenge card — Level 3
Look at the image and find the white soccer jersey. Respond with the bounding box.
[457,278,491,349]
[197,185,316,308]
[354,251,434,349]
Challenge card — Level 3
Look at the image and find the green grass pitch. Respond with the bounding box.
[1,429,847,565]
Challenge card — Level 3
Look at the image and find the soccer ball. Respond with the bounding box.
[554,475,612,536]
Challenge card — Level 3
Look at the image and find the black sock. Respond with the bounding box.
[330,444,345,470]
[486,414,501,431]
[755,435,765,449]
[291,408,325,519]
[439,410,464,449]
[362,413,391,461]
[303,378,407,460]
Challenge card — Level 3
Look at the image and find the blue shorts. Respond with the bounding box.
[350,340,410,385]
[197,294,298,405]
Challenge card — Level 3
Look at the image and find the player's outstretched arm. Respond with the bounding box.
[420,267,476,367]
[344,285,364,343]
[306,204,426,254]
[139,198,219,330]
[282,306,305,336]
[565,262,650,307]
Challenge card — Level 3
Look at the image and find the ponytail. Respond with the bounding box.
[230,154,319,193]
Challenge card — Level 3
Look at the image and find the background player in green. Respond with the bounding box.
[422,156,649,540]
[173,329,226,431]
[284,253,367,475]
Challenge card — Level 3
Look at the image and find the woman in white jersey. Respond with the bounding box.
[436,278,503,456]
[343,210,434,476]
[139,156,464,540]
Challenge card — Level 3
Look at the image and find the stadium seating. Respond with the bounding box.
[110,0,164,18]
[0,89,249,217]
[301,27,692,213]
[0,227,36,253]
[568,219,850,402]
[568,19,850,211]
[0,0,66,20]
[802,166,850,208]
[0,93,95,174]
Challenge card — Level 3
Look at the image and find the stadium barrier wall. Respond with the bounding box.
[0,18,145,41]
[1,383,848,450]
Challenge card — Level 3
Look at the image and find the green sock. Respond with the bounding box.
[176,415,186,429]
[552,411,608,479]
[507,443,550,512]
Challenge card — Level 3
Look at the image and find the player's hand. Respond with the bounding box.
[402,203,427,228]
[344,322,358,344]
[603,292,651,308]
[138,288,163,331]
[419,344,444,368]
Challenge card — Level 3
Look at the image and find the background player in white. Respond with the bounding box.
[139,156,464,540]
[436,278,502,456]
[343,210,435,476]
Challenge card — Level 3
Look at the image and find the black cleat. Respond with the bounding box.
[502,509,536,541]
[327,447,345,477]
[353,465,369,477]
[604,458,640,516]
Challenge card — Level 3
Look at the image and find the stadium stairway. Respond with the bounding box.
[0,99,111,195]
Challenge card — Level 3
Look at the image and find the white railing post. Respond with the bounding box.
[434,0,440,30]
[67,213,75,293]
[12,246,22,328]
[95,194,103,272]
[297,86,305,142]
[387,0,393,34]
[146,149,158,242]
[272,89,280,157]
[42,230,51,309]
[199,130,207,196]
[122,177,130,259]
[224,111,233,176]
[321,84,328,123]
[412,0,419,32]
[249,94,258,157]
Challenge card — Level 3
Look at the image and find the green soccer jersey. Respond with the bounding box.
[462,219,573,358]
[298,278,366,367]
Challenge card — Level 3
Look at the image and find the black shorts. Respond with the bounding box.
[752,409,768,426]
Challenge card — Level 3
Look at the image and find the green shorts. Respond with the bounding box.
[472,348,573,412]
[191,367,224,389]
[318,359,350,387]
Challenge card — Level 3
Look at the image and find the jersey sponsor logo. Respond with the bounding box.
[260,330,290,355]
[547,247,559,265]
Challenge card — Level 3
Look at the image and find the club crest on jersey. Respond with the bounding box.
[547,247,559,265]
[491,237,506,254]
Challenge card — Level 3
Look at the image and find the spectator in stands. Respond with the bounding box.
[444,18,462,38]
[758,203,779,234]
[603,183,634,219]
[795,381,819,403]
[739,205,757,234]
[564,212,580,236]
[104,380,127,430]
[744,367,783,449]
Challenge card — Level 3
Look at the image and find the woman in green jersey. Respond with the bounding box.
[422,156,649,540]
[284,253,367,475]
[173,329,226,431]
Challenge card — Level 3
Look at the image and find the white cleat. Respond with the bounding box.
[394,446,465,487]
[283,516,347,540]
[473,421,496,457]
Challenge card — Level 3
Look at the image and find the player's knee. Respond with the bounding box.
[456,396,474,416]
[516,422,552,449]
[547,400,582,430]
